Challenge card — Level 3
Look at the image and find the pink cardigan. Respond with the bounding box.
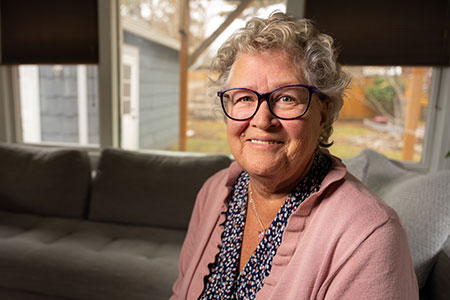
[170,155,419,300]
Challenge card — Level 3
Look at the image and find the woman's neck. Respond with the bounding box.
[248,151,316,203]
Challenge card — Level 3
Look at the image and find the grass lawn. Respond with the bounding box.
[187,119,231,154]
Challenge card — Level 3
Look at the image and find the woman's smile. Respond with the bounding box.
[247,138,284,145]
[249,139,282,145]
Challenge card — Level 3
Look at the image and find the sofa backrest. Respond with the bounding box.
[89,148,233,230]
[0,142,91,218]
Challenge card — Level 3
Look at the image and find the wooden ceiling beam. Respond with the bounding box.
[188,0,254,67]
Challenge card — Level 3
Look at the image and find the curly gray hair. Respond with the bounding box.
[210,12,351,147]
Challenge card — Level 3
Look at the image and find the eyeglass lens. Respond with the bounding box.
[221,86,310,120]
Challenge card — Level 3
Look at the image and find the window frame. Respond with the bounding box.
[0,0,120,150]
[0,0,449,171]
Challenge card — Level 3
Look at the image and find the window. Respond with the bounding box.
[120,5,180,150]
[1,0,448,171]
[18,64,99,146]
[329,66,432,162]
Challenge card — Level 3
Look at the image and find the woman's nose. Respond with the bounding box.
[249,99,279,129]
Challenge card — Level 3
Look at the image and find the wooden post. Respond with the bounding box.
[98,0,120,149]
[178,0,189,151]
[402,67,426,161]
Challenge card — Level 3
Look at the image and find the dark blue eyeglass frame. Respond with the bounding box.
[217,84,319,121]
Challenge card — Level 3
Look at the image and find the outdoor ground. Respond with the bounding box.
[180,119,421,162]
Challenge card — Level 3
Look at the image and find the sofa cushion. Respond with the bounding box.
[89,148,232,229]
[0,210,184,300]
[344,149,450,288]
[0,143,91,218]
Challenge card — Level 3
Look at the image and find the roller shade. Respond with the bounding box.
[0,0,98,64]
[304,0,450,66]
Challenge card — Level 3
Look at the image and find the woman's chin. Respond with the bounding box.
[242,160,284,179]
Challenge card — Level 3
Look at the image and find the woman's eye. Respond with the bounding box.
[280,96,294,102]
[236,96,253,103]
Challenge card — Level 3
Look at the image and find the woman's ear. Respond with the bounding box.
[319,98,329,127]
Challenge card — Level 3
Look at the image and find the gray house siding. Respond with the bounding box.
[123,31,179,149]
[87,66,99,145]
[38,65,99,145]
[39,66,79,143]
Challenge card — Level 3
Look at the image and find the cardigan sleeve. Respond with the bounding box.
[170,180,209,300]
[321,217,419,300]
[170,166,232,300]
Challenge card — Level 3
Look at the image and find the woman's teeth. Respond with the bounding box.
[250,139,282,145]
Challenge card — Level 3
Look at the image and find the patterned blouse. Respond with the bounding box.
[199,152,331,300]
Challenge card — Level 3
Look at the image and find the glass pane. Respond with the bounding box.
[120,0,180,151]
[187,69,230,154]
[329,66,432,162]
[18,64,99,146]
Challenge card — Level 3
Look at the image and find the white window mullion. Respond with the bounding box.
[426,67,450,171]
[77,65,88,145]
[19,65,41,143]
[0,66,22,143]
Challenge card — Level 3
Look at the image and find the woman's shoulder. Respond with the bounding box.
[310,153,401,236]
[325,153,396,216]
[318,159,405,242]
[194,161,242,211]
[301,162,409,270]
[336,170,398,219]
[200,161,242,192]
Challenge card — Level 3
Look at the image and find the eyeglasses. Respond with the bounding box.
[217,84,319,121]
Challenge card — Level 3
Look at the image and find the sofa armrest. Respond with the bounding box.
[421,238,450,300]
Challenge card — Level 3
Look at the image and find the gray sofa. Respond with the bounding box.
[0,143,448,299]
[0,143,232,300]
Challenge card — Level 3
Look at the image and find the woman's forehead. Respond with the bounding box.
[228,51,305,89]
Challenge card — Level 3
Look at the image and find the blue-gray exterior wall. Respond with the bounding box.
[39,66,79,143]
[86,66,99,145]
[38,65,99,145]
[123,31,179,150]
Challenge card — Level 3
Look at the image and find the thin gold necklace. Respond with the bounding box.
[248,183,267,240]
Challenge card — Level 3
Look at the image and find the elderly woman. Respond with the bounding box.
[171,12,418,300]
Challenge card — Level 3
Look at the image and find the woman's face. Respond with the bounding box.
[226,50,328,188]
